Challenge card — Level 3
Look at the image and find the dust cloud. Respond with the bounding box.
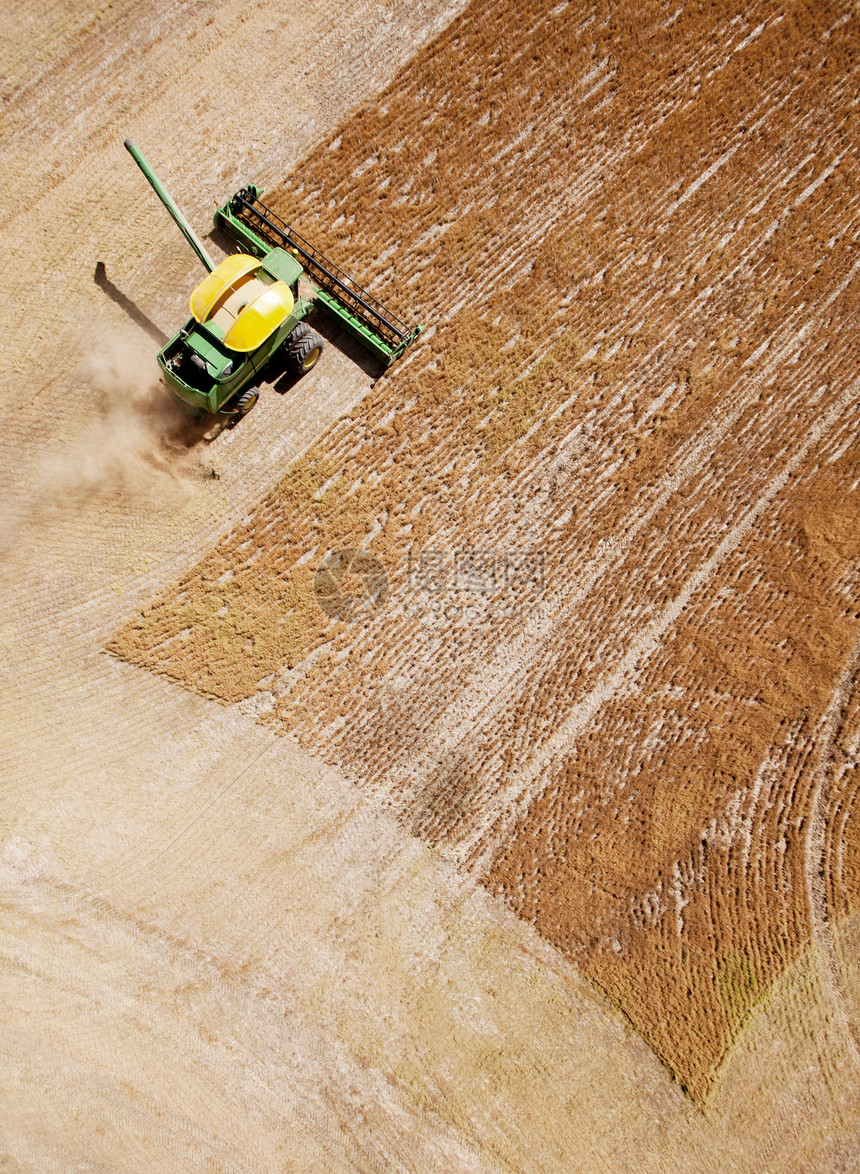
[65,329,203,496]
[1,328,207,553]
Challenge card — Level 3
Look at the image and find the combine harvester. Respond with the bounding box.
[125,140,422,418]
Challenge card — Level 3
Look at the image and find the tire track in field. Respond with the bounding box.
[806,635,860,1068]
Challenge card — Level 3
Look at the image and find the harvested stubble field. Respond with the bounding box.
[111,0,860,1105]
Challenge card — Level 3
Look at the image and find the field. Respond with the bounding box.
[3,0,860,1169]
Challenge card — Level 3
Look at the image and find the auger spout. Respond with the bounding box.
[124,138,216,273]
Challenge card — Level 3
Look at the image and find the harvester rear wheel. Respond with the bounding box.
[234,386,259,415]
[287,323,325,375]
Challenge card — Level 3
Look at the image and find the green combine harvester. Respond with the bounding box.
[124,140,423,419]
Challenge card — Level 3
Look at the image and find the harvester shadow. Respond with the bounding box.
[206,224,242,258]
[266,309,384,396]
[268,312,386,396]
[94,262,168,347]
[310,312,386,382]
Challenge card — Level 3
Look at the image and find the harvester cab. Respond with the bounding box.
[124,140,422,419]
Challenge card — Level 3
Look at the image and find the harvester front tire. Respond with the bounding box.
[235,387,259,415]
[287,324,325,375]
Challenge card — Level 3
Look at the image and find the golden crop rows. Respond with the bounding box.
[111,0,860,1100]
